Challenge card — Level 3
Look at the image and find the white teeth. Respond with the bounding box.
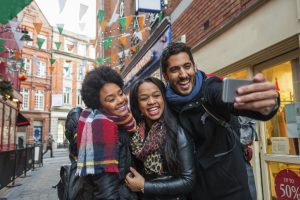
[179,80,189,85]
[118,105,126,111]
[148,107,158,111]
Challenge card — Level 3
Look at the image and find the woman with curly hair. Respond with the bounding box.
[76,66,137,200]
[125,77,195,200]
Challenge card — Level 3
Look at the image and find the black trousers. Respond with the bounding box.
[43,146,53,157]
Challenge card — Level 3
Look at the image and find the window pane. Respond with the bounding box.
[77,43,86,56]
[268,161,300,200]
[35,90,44,110]
[63,62,72,78]
[3,105,10,150]
[63,87,71,105]
[259,61,299,156]
[10,109,16,150]
[24,58,32,74]
[21,88,29,110]
[225,69,248,79]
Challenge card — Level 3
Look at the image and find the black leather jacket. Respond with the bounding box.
[140,127,195,200]
[172,72,279,200]
[80,128,137,200]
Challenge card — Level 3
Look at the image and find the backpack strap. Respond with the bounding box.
[201,75,240,157]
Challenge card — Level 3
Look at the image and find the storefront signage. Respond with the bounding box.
[124,51,153,84]
[285,103,300,138]
[275,169,300,200]
[271,137,289,155]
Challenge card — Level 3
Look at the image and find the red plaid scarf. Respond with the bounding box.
[76,108,136,176]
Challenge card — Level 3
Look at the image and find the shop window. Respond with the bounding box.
[225,69,248,79]
[267,161,300,200]
[259,61,299,156]
[57,120,66,145]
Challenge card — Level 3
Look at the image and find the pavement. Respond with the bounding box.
[0,148,70,200]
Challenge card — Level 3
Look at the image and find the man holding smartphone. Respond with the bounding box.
[161,42,279,200]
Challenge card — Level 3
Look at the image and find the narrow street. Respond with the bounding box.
[0,148,69,200]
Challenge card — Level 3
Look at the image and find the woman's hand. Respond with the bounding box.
[125,167,145,192]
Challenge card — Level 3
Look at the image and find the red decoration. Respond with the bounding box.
[19,75,27,81]
[275,77,280,92]
[275,169,300,200]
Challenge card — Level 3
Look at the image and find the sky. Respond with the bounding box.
[35,0,96,38]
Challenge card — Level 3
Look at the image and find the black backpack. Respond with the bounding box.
[65,107,83,159]
[54,107,83,200]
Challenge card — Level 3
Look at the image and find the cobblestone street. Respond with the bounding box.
[0,148,69,200]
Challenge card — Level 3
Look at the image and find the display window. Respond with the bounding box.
[259,61,299,156]
[225,69,248,79]
[256,59,300,200]
[268,161,300,199]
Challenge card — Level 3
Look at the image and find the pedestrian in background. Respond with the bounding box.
[161,42,279,199]
[76,66,137,200]
[125,77,195,200]
[43,133,54,158]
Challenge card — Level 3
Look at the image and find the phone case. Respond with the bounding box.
[222,78,253,103]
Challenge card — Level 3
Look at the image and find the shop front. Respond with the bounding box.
[121,18,171,92]
[191,1,300,199]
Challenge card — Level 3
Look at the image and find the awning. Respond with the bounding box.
[17,113,30,126]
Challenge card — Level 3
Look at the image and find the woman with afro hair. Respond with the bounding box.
[76,66,137,200]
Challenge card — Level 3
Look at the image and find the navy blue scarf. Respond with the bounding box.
[166,71,203,107]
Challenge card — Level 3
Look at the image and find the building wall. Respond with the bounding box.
[170,0,257,46]
[50,30,95,146]
[193,0,300,73]
[18,1,52,145]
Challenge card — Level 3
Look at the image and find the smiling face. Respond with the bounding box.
[137,82,165,127]
[163,52,196,95]
[99,83,128,117]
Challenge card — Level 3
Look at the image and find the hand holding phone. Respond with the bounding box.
[222,78,253,103]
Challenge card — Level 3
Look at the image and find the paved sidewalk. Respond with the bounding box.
[0,148,70,200]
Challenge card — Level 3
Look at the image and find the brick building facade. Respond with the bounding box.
[17,1,52,146]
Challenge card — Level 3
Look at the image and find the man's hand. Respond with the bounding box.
[234,73,278,115]
[125,167,145,192]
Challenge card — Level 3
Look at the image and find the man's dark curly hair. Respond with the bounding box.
[81,66,124,109]
[160,42,195,73]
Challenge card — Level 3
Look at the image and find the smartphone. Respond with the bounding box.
[222,78,253,103]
